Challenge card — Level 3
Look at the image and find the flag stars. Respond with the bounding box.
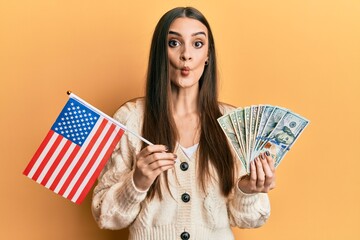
[52,99,100,145]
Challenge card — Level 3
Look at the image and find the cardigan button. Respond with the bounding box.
[180,231,190,240]
[180,162,189,171]
[181,193,190,203]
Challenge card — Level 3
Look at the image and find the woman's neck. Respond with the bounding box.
[171,85,200,148]
[171,85,199,115]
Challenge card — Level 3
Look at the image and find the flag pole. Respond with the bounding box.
[66,91,153,146]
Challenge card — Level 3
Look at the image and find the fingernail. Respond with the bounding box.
[164,145,169,151]
[173,154,178,158]
[265,151,270,156]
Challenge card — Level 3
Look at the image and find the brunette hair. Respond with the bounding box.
[142,7,235,199]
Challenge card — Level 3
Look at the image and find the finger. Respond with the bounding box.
[148,159,176,171]
[255,157,265,188]
[261,153,273,177]
[260,153,274,190]
[147,152,177,165]
[249,160,257,186]
[151,163,175,176]
[136,152,176,172]
[264,151,275,172]
[137,144,168,158]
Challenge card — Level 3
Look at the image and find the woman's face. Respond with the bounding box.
[167,17,209,89]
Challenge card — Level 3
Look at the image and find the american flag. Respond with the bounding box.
[23,96,124,204]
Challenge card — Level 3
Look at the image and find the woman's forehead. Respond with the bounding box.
[168,17,208,36]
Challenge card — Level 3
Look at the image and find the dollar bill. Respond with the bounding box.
[218,104,309,174]
[229,110,246,158]
[235,108,247,161]
[255,106,288,152]
[217,114,247,169]
[244,107,251,170]
[250,105,265,161]
[253,105,275,152]
[249,106,259,164]
[262,111,309,167]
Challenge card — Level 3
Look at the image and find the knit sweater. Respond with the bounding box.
[91,99,271,240]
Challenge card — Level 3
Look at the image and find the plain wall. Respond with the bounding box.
[1,0,359,239]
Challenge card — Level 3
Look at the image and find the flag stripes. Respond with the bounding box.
[23,116,124,204]
[72,126,123,203]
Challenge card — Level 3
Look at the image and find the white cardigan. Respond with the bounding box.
[91,99,270,240]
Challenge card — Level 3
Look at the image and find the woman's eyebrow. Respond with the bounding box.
[168,31,207,37]
[192,31,207,37]
[168,31,181,36]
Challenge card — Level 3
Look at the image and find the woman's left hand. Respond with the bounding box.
[238,151,276,194]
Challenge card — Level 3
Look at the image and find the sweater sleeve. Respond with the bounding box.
[227,180,271,228]
[91,100,147,230]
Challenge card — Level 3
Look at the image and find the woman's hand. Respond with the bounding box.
[238,151,276,194]
[133,145,177,191]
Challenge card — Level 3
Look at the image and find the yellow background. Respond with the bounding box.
[1,0,359,239]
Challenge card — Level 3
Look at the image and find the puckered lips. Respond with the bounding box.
[180,66,190,77]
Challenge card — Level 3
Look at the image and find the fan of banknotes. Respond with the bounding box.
[218,105,309,173]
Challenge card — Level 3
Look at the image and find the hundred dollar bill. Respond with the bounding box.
[254,105,275,152]
[249,105,259,163]
[229,110,246,158]
[235,108,247,162]
[217,114,247,170]
[250,105,265,161]
[256,106,288,152]
[243,107,251,170]
[262,111,309,167]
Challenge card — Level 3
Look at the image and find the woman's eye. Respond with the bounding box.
[168,40,180,48]
[194,41,204,48]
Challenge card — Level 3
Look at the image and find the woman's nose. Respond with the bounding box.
[180,46,192,61]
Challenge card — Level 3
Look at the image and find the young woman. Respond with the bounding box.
[92,7,275,240]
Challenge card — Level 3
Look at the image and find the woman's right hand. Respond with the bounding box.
[133,145,177,191]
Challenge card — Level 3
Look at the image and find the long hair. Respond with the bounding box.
[142,7,235,200]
